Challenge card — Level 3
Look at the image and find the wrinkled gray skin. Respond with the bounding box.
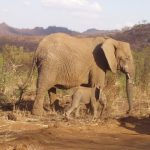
[65,87,106,118]
[32,33,135,117]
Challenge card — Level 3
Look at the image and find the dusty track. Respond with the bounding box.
[0,115,150,150]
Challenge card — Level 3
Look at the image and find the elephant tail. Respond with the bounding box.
[18,52,37,100]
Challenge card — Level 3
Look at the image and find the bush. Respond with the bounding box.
[0,45,36,105]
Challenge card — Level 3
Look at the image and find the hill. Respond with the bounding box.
[83,28,119,36]
[0,22,150,51]
[113,24,150,50]
[0,35,43,51]
[0,23,119,37]
[0,22,79,51]
[0,22,79,36]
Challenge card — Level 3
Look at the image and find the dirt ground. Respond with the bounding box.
[0,112,150,150]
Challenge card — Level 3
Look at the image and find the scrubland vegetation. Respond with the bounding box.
[0,24,150,150]
[0,44,149,117]
[0,23,149,118]
[0,45,34,108]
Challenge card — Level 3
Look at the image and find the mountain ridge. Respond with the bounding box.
[0,22,80,36]
[0,22,150,51]
[83,28,119,36]
[0,22,119,36]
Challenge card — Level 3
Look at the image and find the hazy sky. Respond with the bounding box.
[0,0,149,31]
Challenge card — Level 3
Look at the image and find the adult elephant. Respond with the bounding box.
[32,33,135,117]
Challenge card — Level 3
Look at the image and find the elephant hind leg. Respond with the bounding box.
[32,73,55,116]
[65,95,81,118]
[75,105,81,118]
[32,87,49,116]
[86,101,93,115]
[48,87,57,112]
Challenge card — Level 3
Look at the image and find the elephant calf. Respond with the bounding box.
[65,87,106,118]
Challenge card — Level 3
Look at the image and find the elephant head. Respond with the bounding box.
[102,39,135,113]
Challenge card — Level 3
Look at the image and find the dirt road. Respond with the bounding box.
[0,115,150,150]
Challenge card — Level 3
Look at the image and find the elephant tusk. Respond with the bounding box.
[127,73,131,79]
[127,74,135,84]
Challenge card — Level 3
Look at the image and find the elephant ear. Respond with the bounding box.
[102,39,118,73]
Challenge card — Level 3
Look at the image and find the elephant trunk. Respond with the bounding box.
[125,59,135,114]
[126,75,134,114]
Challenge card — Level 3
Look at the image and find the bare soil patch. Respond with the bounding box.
[0,113,150,150]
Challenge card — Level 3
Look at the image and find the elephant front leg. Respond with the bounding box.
[99,91,107,118]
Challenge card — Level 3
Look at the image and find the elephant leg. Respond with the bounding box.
[86,103,91,114]
[86,101,93,115]
[75,105,81,118]
[91,87,98,119]
[32,87,48,116]
[32,72,55,116]
[48,88,57,112]
[65,95,81,118]
[99,92,107,117]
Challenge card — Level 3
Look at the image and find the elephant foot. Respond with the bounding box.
[92,112,98,121]
[63,112,74,121]
[126,109,134,116]
[32,107,44,116]
[64,112,70,120]
[62,114,70,122]
[91,116,98,122]
[75,112,80,118]
[75,115,80,119]
[99,114,104,120]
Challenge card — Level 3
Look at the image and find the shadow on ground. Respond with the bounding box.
[118,116,150,135]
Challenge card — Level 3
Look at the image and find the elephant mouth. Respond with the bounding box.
[120,67,132,80]
[119,65,128,74]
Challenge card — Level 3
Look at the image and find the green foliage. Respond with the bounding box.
[133,47,150,91]
[0,35,42,52]
[0,45,35,103]
[140,48,150,91]
[133,50,145,86]
[105,71,126,97]
[0,44,149,106]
